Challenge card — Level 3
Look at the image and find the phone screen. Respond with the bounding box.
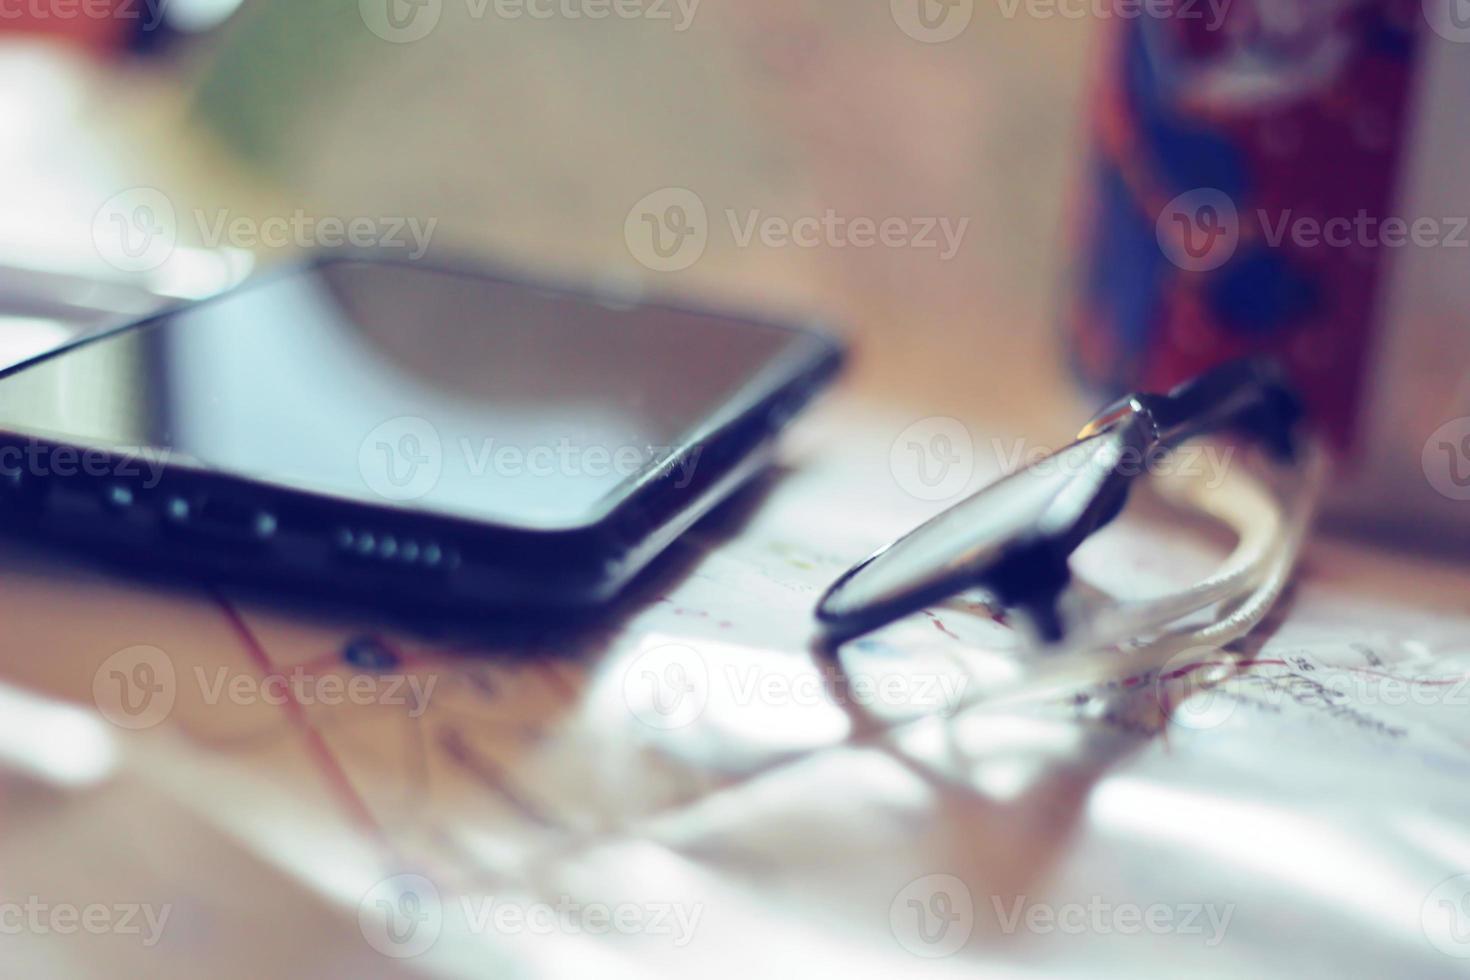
[0,260,828,528]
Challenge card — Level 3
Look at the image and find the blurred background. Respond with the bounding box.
[0,0,1467,535]
[0,0,1095,439]
[6,6,1470,978]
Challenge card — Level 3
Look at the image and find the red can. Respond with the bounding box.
[1067,0,1470,542]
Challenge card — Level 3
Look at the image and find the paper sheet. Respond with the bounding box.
[3,407,1470,978]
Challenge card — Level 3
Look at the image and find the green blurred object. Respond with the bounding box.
[191,0,372,172]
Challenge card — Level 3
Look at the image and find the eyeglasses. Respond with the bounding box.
[815,359,1312,647]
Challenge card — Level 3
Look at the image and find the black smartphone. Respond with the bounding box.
[0,254,844,615]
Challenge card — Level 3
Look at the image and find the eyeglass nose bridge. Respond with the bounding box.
[1076,393,1164,443]
[1077,361,1302,461]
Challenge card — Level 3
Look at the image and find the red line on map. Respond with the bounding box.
[925,612,961,642]
[211,592,389,846]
